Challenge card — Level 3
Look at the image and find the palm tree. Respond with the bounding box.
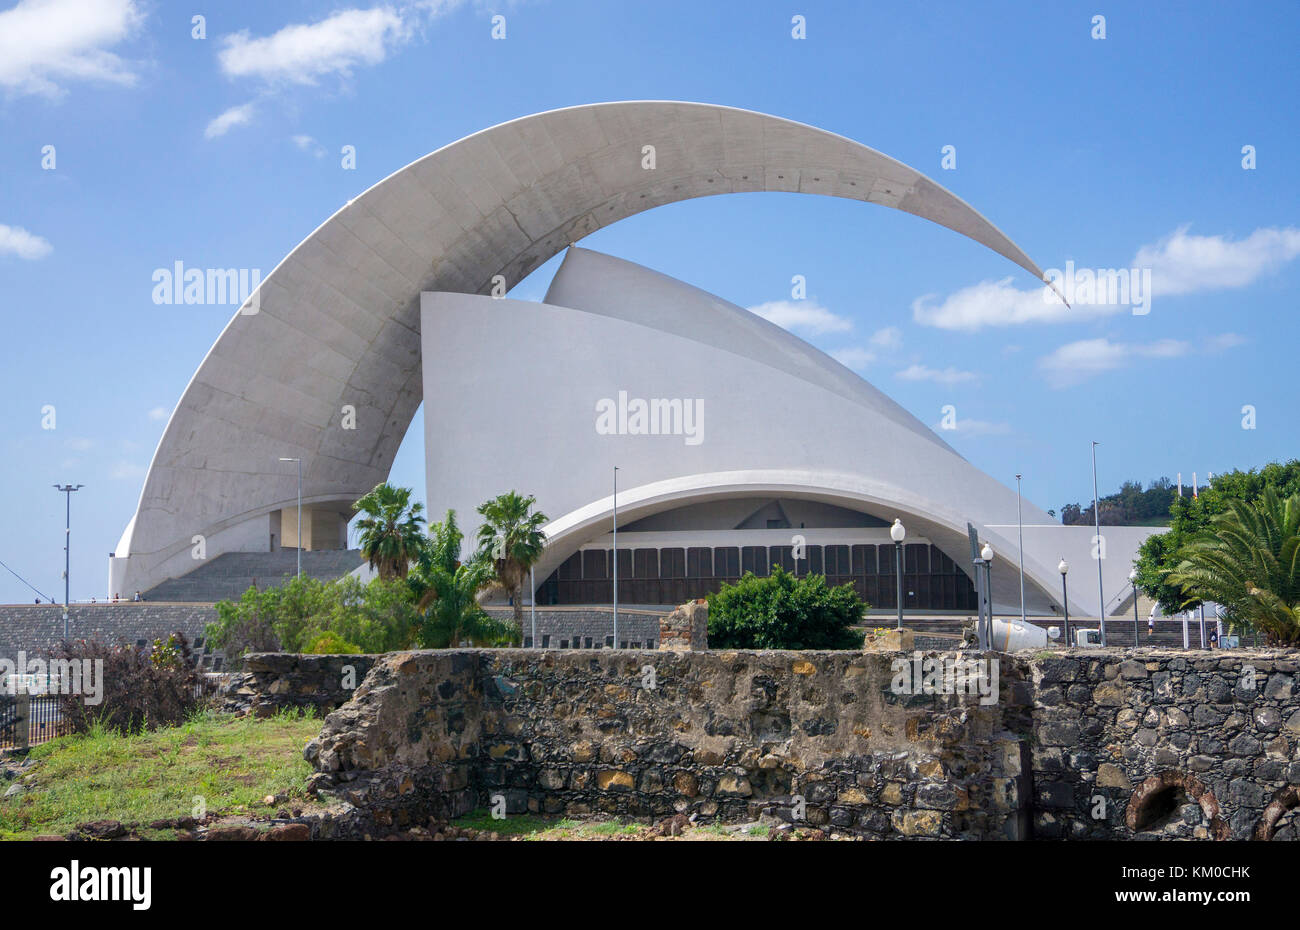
[418,557,520,647]
[1165,487,1300,645]
[475,491,548,632]
[353,483,427,580]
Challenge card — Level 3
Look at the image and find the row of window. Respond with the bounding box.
[523,636,655,649]
[537,543,978,609]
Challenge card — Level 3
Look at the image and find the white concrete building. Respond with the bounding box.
[108,101,1159,616]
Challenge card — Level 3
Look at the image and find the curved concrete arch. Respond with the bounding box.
[114,100,1059,595]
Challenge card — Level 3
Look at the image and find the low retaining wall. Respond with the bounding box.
[0,604,220,665]
[303,648,1032,839]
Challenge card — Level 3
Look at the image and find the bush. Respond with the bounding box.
[207,574,418,667]
[305,631,362,654]
[50,632,202,735]
[706,566,866,650]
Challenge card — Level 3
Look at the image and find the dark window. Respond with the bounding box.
[582,549,608,579]
[770,546,795,573]
[714,547,740,577]
[853,544,876,575]
[634,548,659,579]
[807,545,823,575]
[687,547,712,578]
[741,546,769,576]
[661,548,686,578]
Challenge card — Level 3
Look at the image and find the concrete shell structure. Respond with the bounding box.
[110,99,1145,616]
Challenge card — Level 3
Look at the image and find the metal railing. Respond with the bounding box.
[0,693,72,750]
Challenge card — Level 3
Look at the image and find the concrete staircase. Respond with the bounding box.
[143,549,365,603]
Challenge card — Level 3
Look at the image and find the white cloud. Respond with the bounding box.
[205,101,256,138]
[0,224,52,259]
[0,0,144,97]
[896,364,979,385]
[147,406,169,421]
[913,225,1300,331]
[64,436,94,451]
[1036,337,1190,388]
[292,134,325,157]
[217,7,415,85]
[749,299,852,335]
[912,277,1088,332]
[868,326,903,351]
[1205,332,1246,353]
[1138,225,1300,297]
[829,346,875,371]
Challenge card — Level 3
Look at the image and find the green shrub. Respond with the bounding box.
[305,631,362,654]
[706,566,866,650]
[50,633,202,735]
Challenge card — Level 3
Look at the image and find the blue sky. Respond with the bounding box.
[1,0,1296,602]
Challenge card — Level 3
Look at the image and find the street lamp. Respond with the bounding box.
[1015,474,1026,624]
[890,518,906,630]
[279,458,302,579]
[1130,568,1140,645]
[1058,559,1070,646]
[53,484,83,640]
[981,542,994,648]
[1091,441,1106,646]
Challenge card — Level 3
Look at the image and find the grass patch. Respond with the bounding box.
[0,708,320,840]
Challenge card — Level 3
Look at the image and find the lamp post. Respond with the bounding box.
[612,465,619,649]
[53,484,83,640]
[279,458,302,579]
[981,542,994,648]
[1130,569,1140,645]
[1058,559,1070,647]
[1091,441,1106,646]
[529,564,536,648]
[1015,474,1026,624]
[890,519,905,630]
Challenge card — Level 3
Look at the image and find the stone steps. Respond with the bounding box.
[143,549,365,603]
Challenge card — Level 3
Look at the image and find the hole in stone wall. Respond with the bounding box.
[1125,770,1227,839]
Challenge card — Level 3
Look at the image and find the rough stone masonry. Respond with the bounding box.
[302,648,1033,840]
[292,645,1300,840]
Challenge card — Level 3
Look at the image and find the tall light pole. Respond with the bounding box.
[53,484,83,640]
[1058,559,1070,647]
[1015,474,1026,624]
[981,542,994,648]
[1091,441,1106,646]
[529,564,537,648]
[1130,569,1141,645]
[612,465,619,649]
[890,519,906,630]
[279,457,302,579]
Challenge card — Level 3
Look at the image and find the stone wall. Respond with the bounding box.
[1030,649,1300,840]
[487,606,665,649]
[304,648,1032,839]
[235,653,381,718]
[657,601,707,651]
[0,604,220,666]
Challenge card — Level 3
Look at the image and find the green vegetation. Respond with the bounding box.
[206,573,420,664]
[706,565,866,650]
[208,487,530,662]
[0,709,319,840]
[1135,460,1300,618]
[1055,478,1178,526]
[475,491,549,633]
[1163,488,1300,645]
[50,632,201,735]
[410,510,520,647]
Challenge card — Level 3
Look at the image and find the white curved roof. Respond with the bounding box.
[116,100,1057,594]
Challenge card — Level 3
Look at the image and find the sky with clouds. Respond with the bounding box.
[0,0,1296,602]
